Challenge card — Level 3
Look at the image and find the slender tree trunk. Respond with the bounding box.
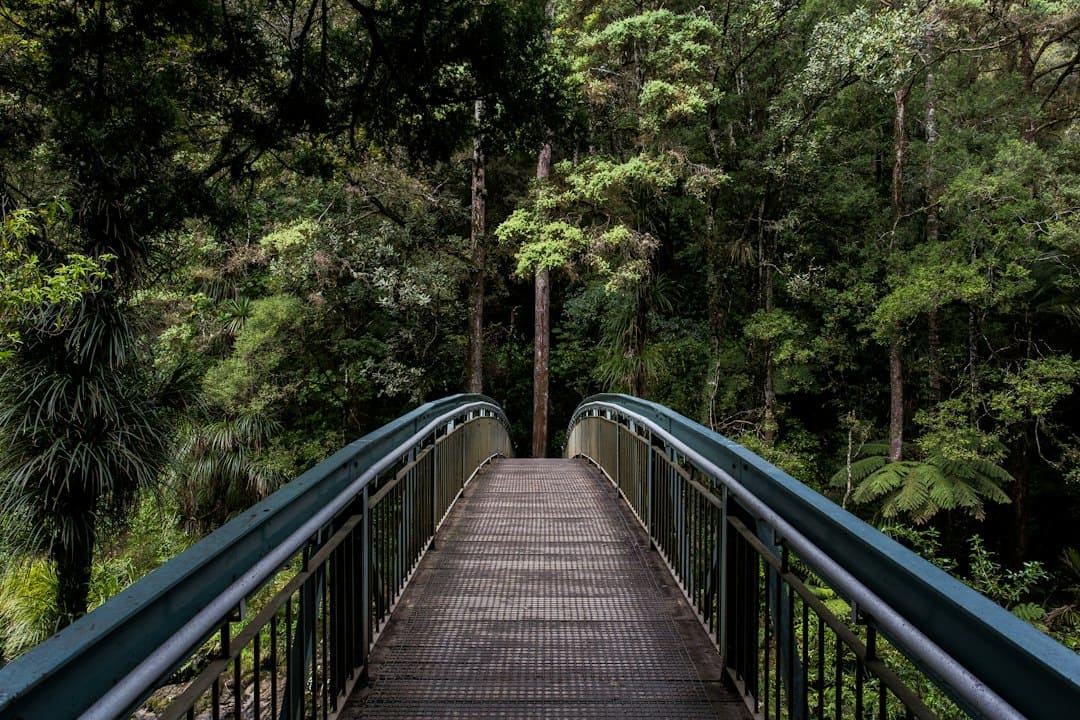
[843,412,856,509]
[704,204,725,430]
[763,255,777,445]
[705,204,723,355]
[467,98,486,393]
[531,0,555,458]
[889,337,904,461]
[755,197,778,445]
[890,85,909,249]
[532,141,552,458]
[888,85,908,461]
[924,71,939,245]
[925,70,942,405]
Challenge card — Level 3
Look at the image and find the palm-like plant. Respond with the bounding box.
[171,413,285,535]
[0,297,178,627]
[596,275,673,395]
[831,441,1013,524]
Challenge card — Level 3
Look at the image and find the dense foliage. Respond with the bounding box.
[2,0,1080,659]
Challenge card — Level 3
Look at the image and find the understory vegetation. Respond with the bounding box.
[2,0,1080,663]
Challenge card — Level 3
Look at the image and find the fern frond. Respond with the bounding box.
[850,461,910,503]
[1012,602,1047,624]
[931,456,973,481]
[970,473,1012,505]
[1063,548,1080,578]
[894,466,933,513]
[969,458,1015,485]
[950,481,985,519]
[829,455,889,487]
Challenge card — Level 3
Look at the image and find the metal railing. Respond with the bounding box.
[567,394,1080,720]
[0,394,511,720]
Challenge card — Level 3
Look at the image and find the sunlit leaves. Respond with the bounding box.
[789,3,922,99]
[498,212,588,276]
[0,205,113,358]
[990,356,1080,425]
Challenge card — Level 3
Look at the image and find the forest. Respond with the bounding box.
[1,0,1079,663]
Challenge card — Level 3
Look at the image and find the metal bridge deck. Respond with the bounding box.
[343,458,750,719]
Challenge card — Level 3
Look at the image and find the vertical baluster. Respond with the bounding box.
[271,614,280,718]
[718,489,728,657]
[233,648,242,720]
[817,615,825,720]
[219,618,232,720]
[764,564,772,720]
[788,584,796,719]
[855,625,864,720]
[698,490,706,615]
[867,624,886,720]
[322,563,329,720]
[252,629,262,720]
[802,597,810,720]
[361,485,371,682]
[834,633,843,720]
[734,513,742,681]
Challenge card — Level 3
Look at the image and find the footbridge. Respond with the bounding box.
[1,395,1079,719]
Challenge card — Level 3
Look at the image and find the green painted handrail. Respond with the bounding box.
[570,393,1080,720]
[0,394,506,720]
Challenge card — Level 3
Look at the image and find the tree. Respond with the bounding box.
[0,0,242,623]
[534,142,553,457]
[0,206,111,361]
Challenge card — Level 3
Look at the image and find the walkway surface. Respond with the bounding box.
[343,458,750,719]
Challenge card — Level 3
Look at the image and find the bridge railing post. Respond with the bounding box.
[361,484,371,683]
[646,431,654,547]
[718,485,728,666]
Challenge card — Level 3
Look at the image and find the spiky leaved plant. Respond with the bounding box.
[0,294,180,627]
[170,413,284,535]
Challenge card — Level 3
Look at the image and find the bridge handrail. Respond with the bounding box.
[569,394,1080,720]
[0,393,509,720]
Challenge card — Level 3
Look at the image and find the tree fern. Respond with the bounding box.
[829,454,888,488]
[836,444,1013,524]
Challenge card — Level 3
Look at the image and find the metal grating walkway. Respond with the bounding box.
[342,458,750,719]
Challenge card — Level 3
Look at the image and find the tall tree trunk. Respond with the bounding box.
[704,204,725,430]
[924,72,939,245]
[890,85,909,250]
[888,84,908,461]
[763,248,777,445]
[889,337,904,461]
[925,70,942,405]
[755,197,778,445]
[969,237,980,421]
[467,98,486,393]
[532,141,552,458]
[705,204,723,355]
